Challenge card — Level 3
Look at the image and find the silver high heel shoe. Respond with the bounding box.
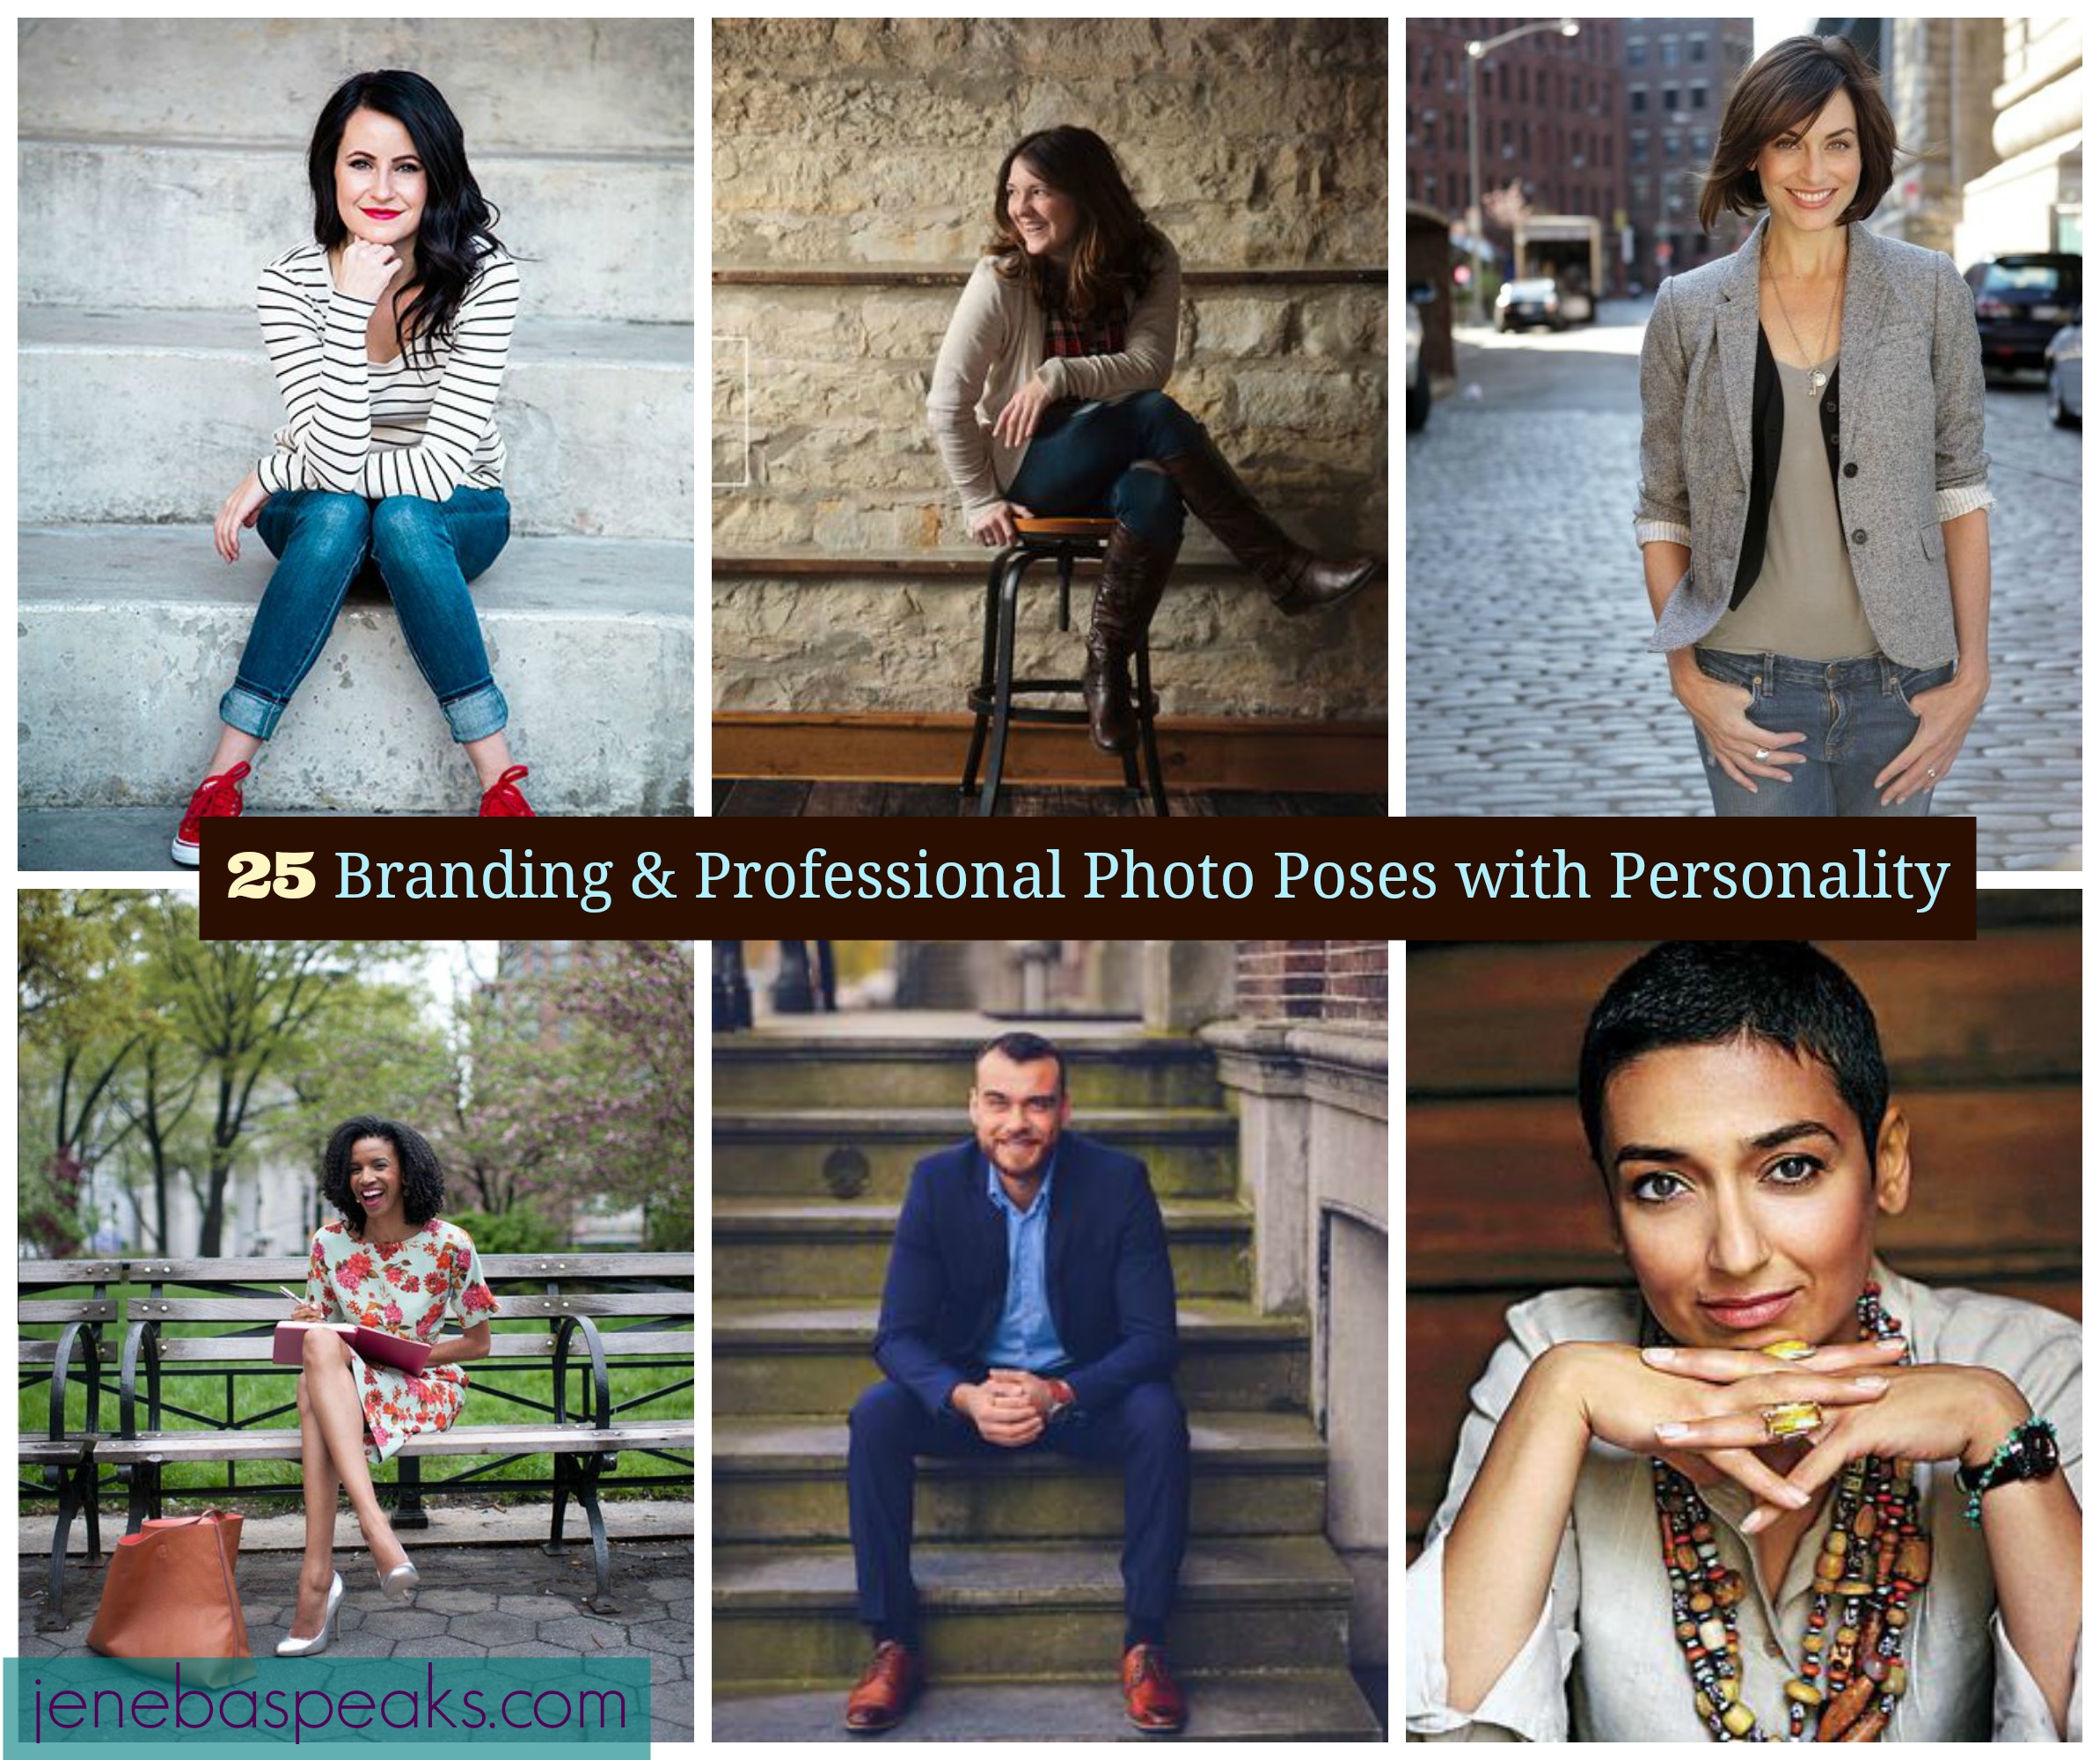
[275,1571,344,1657]
[377,1555,420,1603]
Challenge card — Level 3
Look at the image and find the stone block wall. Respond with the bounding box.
[713,19,1389,722]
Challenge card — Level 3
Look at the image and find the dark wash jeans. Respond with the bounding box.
[1693,648,1957,818]
[1004,389,1208,547]
[222,487,511,743]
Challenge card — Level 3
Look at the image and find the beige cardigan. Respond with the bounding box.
[926,235,1182,524]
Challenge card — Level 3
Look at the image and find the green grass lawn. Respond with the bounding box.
[21,1280,692,1515]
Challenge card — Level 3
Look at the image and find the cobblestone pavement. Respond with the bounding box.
[19,1535,696,1742]
[1404,298,2082,868]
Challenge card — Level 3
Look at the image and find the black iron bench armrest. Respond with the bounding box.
[46,1320,102,1443]
[117,1319,162,1440]
[551,1314,613,1436]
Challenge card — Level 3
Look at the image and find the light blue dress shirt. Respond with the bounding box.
[983,1151,1069,1372]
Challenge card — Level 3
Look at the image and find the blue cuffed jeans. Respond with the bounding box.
[1693,648,1957,818]
[221,487,512,743]
[1003,389,1209,547]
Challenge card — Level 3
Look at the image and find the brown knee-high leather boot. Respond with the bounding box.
[1159,431,1381,615]
[1082,523,1179,752]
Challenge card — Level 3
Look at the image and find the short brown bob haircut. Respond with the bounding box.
[1698,35,1902,235]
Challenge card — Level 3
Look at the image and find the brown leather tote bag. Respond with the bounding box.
[87,1509,255,1685]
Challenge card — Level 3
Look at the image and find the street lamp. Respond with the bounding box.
[1467,17,1580,332]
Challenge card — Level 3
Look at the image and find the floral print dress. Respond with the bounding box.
[305,1216,501,1464]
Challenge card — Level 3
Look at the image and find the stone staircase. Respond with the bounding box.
[711,1018,1381,1740]
[18,19,694,865]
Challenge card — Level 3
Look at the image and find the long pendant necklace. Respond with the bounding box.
[1651,1281,1928,1741]
[1764,225,1847,395]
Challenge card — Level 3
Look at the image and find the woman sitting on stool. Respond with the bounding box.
[927,124,1382,754]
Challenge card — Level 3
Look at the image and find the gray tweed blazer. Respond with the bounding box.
[1635,211,1994,666]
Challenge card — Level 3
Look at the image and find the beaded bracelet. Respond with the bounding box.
[1960,1415,2058,1526]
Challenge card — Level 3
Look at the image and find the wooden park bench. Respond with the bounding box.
[25,1251,693,1624]
[18,1260,120,1630]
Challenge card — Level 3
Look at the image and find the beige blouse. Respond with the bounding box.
[1406,1260,2082,1741]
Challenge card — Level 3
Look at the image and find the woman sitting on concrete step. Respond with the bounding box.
[173,68,531,865]
[927,124,1383,756]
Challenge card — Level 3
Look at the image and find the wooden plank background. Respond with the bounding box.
[1405,904,2082,1562]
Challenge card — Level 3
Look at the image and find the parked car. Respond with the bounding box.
[1406,298,1430,431]
[1965,253,2082,374]
[2045,318,2082,427]
[1494,276,1566,334]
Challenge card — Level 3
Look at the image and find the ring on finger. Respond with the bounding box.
[1760,1399,1824,1441]
[1760,1338,1814,1361]
[1753,746,1771,762]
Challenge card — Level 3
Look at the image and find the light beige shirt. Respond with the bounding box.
[925,235,1182,524]
[1406,1261,2082,1741]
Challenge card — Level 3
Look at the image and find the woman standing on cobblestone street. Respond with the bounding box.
[172,70,536,865]
[1635,36,1994,818]
[927,124,1383,754]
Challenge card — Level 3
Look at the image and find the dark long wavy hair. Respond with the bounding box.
[321,1115,449,1239]
[983,126,1170,324]
[306,70,507,370]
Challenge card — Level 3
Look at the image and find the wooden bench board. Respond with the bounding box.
[95,1421,696,1463]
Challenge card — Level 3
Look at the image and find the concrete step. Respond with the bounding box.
[713,1411,1326,1544]
[713,1300,1306,1418]
[712,1198,1251,1301]
[22,20,694,155]
[712,1672,1383,1740]
[713,1030,1225,1111]
[23,142,691,323]
[713,1536,1356,1684]
[20,306,693,540]
[711,1107,1238,1200]
[18,524,692,817]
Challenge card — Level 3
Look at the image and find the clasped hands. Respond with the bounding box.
[953,1368,1058,1448]
[1553,1337,2027,1536]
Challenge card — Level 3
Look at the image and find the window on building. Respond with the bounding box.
[1632,133,1649,165]
[1664,131,1680,158]
[1690,35,1707,62]
[1519,65,1527,102]
[1628,38,1646,65]
[1521,120,1531,157]
[1663,85,1677,111]
[1631,87,1646,113]
[1692,130,1710,157]
[1604,135,1613,168]
[1662,35,1679,68]
[1691,83,1707,108]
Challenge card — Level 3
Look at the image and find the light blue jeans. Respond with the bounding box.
[1693,648,1956,818]
[222,487,511,743]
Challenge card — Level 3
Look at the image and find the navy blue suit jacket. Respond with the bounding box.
[872,1132,1180,1418]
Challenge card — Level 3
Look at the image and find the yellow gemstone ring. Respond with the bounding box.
[1760,1400,1824,1441]
[1760,1338,1814,1361]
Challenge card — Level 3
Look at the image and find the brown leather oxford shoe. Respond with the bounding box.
[843,1639,922,1734]
[1121,1642,1188,1734]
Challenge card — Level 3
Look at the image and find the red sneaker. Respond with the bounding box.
[479,764,537,817]
[171,761,252,867]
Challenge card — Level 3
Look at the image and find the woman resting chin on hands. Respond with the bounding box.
[1409,941,2080,1742]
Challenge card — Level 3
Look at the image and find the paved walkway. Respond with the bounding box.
[1406,300,2082,864]
[18,1507,694,1742]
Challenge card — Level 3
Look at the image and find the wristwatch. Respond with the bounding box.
[1957,1415,2060,1506]
[1045,1377,1079,1425]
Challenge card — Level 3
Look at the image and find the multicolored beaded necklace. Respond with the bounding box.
[1650,1281,1929,1741]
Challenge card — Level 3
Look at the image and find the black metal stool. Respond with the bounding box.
[959,516,1169,818]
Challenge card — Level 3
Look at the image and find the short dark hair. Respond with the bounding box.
[1698,34,1902,234]
[976,1030,1066,1095]
[1577,942,1888,1165]
[321,1115,448,1236]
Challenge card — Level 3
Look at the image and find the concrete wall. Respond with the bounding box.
[713,18,1389,721]
[1203,1017,1390,1666]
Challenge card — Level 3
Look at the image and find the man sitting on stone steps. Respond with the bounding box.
[845,1029,1191,1734]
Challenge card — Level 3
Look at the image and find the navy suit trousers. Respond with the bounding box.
[846,1376,1190,1638]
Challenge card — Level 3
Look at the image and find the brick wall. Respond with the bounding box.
[1235,939,1387,1023]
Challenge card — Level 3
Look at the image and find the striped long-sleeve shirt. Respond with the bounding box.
[253,239,518,501]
